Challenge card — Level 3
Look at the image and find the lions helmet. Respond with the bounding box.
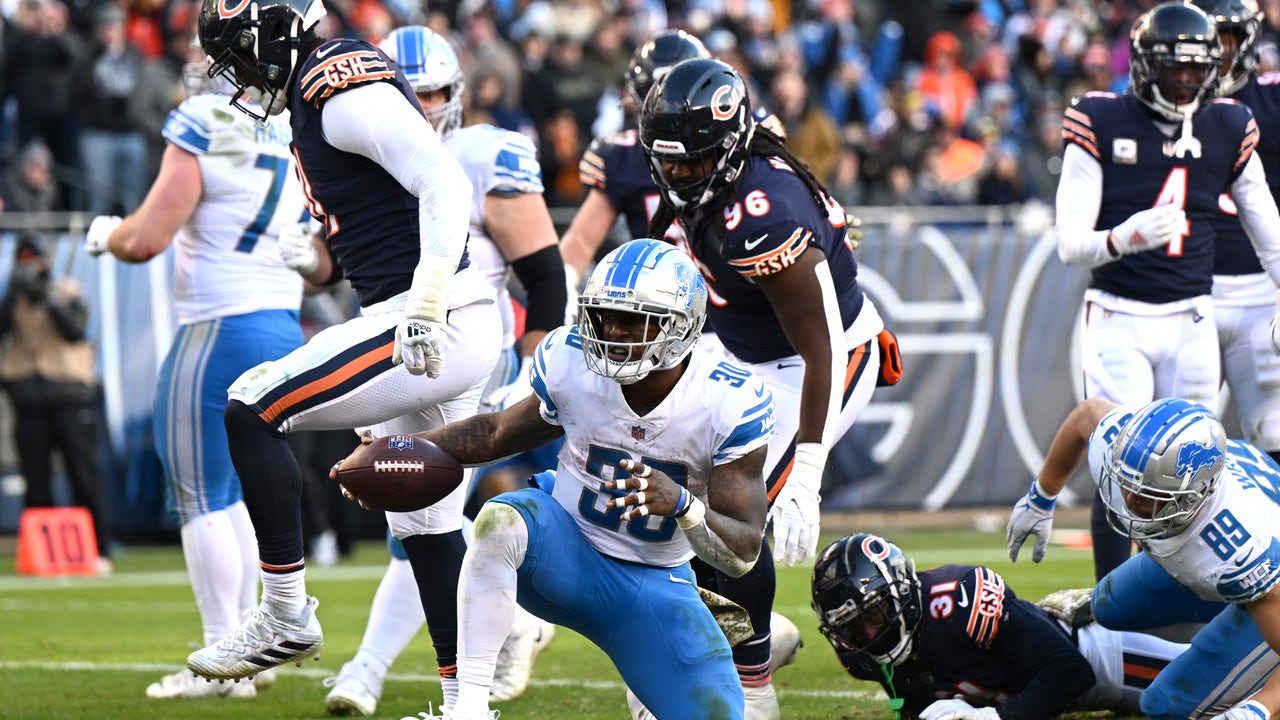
[379,26,465,135]
[811,534,922,666]
[1189,0,1263,96]
[197,0,327,119]
[1100,398,1226,541]
[639,57,755,211]
[625,29,711,109]
[1129,2,1223,122]
[577,239,707,385]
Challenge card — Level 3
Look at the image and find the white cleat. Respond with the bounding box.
[254,667,277,691]
[145,669,257,699]
[401,704,501,720]
[323,658,386,716]
[490,615,555,702]
[624,688,655,720]
[767,612,803,674]
[744,681,780,720]
[187,596,323,681]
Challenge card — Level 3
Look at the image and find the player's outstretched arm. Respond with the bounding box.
[416,393,564,467]
[92,144,201,263]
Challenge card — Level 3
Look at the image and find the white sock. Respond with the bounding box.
[357,557,426,670]
[181,510,250,646]
[226,502,261,616]
[260,564,308,618]
[455,503,528,713]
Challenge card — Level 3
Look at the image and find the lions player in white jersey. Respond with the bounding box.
[314,26,567,716]
[338,239,774,720]
[1008,397,1280,720]
[83,47,307,700]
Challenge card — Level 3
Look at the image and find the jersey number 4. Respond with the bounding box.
[1154,167,1192,256]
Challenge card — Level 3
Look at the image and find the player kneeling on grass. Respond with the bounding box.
[1007,397,1280,720]
[335,238,774,720]
[812,533,1187,720]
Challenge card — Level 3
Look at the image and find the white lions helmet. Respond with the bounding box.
[577,238,707,385]
[1101,398,1226,541]
[379,25,465,135]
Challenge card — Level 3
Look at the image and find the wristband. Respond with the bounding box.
[1028,479,1058,511]
[675,495,706,530]
[672,487,692,518]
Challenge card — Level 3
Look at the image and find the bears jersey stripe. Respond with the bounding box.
[1236,120,1260,171]
[1061,117,1095,144]
[727,228,809,278]
[300,51,397,106]
[579,152,608,187]
[256,332,395,426]
[965,567,1006,647]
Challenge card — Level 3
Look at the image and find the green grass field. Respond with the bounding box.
[0,522,1128,720]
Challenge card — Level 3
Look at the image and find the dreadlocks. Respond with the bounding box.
[647,124,833,241]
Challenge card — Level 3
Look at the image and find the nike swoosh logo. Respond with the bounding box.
[956,583,970,608]
[316,43,340,60]
[776,361,803,370]
[1234,555,1249,567]
[743,234,768,250]
[755,385,765,397]
[668,573,692,585]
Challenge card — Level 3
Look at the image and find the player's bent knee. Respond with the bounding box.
[1090,583,1131,630]
[224,399,266,436]
[472,502,525,542]
[1139,678,1189,720]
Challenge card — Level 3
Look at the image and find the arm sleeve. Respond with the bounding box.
[1231,153,1280,288]
[1054,143,1113,268]
[322,82,473,313]
[990,600,1096,720]
[510,245,568,337]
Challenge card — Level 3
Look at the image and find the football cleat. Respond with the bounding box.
[743,681,781,720]
[187,596,323,680]
[254,667,277,690]
[401,704,500,720]
[145,668,256,699]
[624,688,655,720]
[323,657,387,717]
[768,612,804,674]
[490,614,555,702]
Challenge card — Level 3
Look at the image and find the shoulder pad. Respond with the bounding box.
[163,95,256,156]
[298,39,397,108]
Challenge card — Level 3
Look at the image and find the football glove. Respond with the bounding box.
[278,222,319,275]
[481,356,533,412]
[770,443,825,567]
[85,215,122,257]
[1006,479,1058,563]
[920,698,1000,720]
[846,213,863,251]
[1210,700,1270,720]
[393,317,447,378]
[1108,205,1184,257]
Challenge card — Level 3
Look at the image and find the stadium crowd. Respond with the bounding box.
[15,0,1280,216]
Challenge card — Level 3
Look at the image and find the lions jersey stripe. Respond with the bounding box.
[714,395,774,462]
[162,111,213,155]
[531,332,559,420]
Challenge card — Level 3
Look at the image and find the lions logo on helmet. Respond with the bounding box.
[1100,398,1226,541]
[577,238,708,385]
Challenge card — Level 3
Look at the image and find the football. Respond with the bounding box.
[334,435,463,512]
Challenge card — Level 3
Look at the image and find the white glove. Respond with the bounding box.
[770,443,825,567]
[393,317,447,378]
[920,698,1000,720]
[481,356,534,411]
[1210,700,1271,720]
[1108,205,1185,257]
[1006,479,1058,563]
[278,222,319,275]
[85,215,122,257]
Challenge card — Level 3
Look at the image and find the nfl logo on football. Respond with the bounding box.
[389,436,416,451]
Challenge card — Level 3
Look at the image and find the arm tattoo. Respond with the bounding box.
[419,397,563,466]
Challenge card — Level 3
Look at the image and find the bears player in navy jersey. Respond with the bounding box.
[559,29,712,287]
[1190,0,1280,467]
[1052,1,1280,582]
[640,57,895,720]
[190,0,504,704]
[813,534,1186,720]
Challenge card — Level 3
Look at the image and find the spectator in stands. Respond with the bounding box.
[522,32,602,145]
[6,0,83,210]
[770,67,841,185]
[2,141,61,223]
[0,238,113,573]
[78,3,147,215]
[914,31,979,130]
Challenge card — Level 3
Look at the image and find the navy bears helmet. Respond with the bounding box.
[1189,0,1263,96]
[197,0,327,119]
[625,29,711,109]
[1129,2,1223,122]
[639,57,755,211]
[811,534,923,666]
